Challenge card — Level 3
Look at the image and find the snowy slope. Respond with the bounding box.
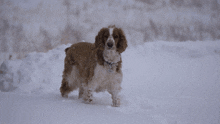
[1,41,220,124]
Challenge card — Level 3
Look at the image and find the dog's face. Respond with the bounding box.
[95,26,127,53]
[104,27,119,50]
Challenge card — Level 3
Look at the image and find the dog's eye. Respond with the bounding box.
[104,35,108,39]
[114,35,119,39]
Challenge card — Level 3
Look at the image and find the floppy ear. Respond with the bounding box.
[95,28,108,50]
[117,28,127,53]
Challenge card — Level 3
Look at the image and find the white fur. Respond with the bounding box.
[67,66,80,89]
[107,28,115,44]
[103,50,120,63]
[84,62,122,106]
[109,28,114,36]
[88,63,122,93]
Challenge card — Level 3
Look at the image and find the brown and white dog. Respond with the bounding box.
[60,25,127,107]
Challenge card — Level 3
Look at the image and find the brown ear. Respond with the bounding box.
[117,28,127,53]
[95,28,108,50]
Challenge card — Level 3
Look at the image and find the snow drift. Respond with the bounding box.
[0,44,70,93]
[1,41,220,124]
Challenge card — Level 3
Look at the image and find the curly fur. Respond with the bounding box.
[60,25,127,107]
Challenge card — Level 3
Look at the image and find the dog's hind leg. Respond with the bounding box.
[60,78,72,98]
[78,84,84,99]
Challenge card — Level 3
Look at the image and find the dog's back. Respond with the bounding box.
[64,42,97,80]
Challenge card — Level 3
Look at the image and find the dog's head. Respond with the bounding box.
[95,25,127,53]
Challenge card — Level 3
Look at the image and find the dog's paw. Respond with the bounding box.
[83,97,93,104]
[61,93,68,98]
[83,89,93,103]
[112,98,120,107]
[83,95,93,104]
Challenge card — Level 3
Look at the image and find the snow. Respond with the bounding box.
[1,0,220,65]
[1,41,220,124]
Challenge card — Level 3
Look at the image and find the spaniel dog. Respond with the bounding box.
[60,25,127,107]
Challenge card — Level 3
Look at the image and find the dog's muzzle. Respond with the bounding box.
[107,41,113,48]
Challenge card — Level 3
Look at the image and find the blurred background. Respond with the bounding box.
[0,0,220,64]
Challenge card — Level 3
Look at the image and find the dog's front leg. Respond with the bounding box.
[84,89,93,103]
[111,92,121,107]
[108,84,121,107]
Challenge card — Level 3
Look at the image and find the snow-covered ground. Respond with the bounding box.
[1,41,220,124]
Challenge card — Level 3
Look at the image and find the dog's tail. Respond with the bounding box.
[65,47,70,54]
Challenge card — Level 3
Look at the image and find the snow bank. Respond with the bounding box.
[1,41,220,96]
[0,44,71,93]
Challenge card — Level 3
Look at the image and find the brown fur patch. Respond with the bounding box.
[65,42,97,81]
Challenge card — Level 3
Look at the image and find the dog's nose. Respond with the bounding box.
[107,42,113,48]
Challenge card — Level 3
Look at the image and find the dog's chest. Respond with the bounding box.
[90,63,122,90]
[93,64,116,81]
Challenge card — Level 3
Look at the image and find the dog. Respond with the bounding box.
[60,25,127,107]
